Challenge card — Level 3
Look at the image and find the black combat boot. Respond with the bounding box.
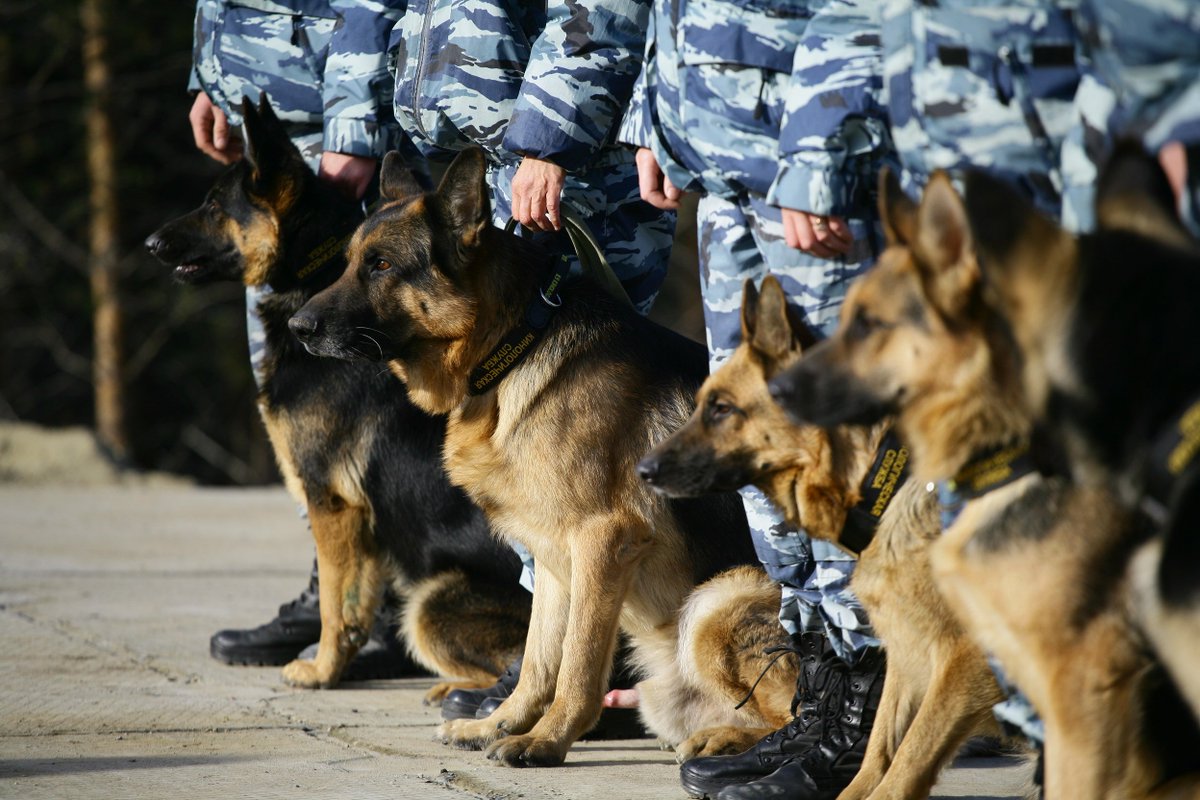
[441,656,524,720]
[211,560,426,679]
[679,632,838,799]
[209,562,322,666]
[716,645,887,800]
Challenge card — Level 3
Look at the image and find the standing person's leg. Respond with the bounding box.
[680,193,885,800]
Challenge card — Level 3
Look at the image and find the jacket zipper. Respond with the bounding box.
[411,0,436,140]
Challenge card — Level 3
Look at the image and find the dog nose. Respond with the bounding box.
[635,457,660,484]
[288,312,321,341]
[144,233,166,258]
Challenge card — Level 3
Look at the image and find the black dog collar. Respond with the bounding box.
[840,430,910,555]
[937,439,1037,529]
[467,252,572,396]
[1144,395,1200,510]
[294,232,353,285]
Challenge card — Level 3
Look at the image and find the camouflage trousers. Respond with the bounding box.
[698,190,882,664]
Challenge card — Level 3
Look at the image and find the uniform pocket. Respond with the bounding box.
[679,0,805,73]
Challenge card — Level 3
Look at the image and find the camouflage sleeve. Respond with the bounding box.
[769,0,892,216]
[322,0,405,158]
[503,0,652,171]
[615,5,657,151]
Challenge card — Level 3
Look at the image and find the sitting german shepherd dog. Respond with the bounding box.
[145,97,529,693]
[962,144,1200,724]
[771,171,1200,799]
[639,275,1004,800]
[291,146,755,766]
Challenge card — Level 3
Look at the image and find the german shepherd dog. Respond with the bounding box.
[639,275,1004,800]
[961,144,1200,726]
[144,97,529,694]
[289,145,755,766]
[770,171,1200,799]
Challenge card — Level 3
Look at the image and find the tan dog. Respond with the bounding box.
[962,145,1200,728]
[291,147,756,767]
[640,275,1004,800]
[772,171,1200,799]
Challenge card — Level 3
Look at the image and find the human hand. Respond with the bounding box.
[781,208,853,258]
[189,92,243,164]
[635,147,682,211]
[318,152,378,201]
[1158,141,1188,215]
[512,155,566,231]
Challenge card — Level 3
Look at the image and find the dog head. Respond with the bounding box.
[638,275,821,495]
[290,147,493,408]
[144,95,339,288]
[771,170,1014,449]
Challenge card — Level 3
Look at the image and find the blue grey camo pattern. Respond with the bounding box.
[703,194,883,664]
[1070,0,1200,234]
[192,0,409,158]
[623,0,891,661]
[881,0,1083,219]
[391,0,650,170]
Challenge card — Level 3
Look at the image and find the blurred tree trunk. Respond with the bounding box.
[81,0,129,461]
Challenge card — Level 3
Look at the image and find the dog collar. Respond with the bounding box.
[294,232,353,285]
[937,439,1036,530]
[467,252,572,396]
[840,430,910,555]
[1143,395,1200,515]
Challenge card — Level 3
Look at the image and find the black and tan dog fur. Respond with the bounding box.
[291,146,755,767]
[962,145,1200,727]
[640,275,1004,800]
[772,170,1200,799]
[145,97,529,695]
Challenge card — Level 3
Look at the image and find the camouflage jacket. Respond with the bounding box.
[619,0,892,216]
[191,0,403,158]
[390,0,651,168]
[881,0,1083,214]
[1074,0,1200,151]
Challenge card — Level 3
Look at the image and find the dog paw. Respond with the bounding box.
[485,734,567,767]
[675,727,764,763]
[281,658,335,689]
[436,717,505,751]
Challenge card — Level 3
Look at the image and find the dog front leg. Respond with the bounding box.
[855,646,1001,800]
[437,562,570,750]
[281,499,384,689]
[485,520,647,767]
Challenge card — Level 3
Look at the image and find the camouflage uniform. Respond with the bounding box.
[1070,0,1200,234]
[390,0,676,313]
[191,0,413,384]
[620,0,893,664]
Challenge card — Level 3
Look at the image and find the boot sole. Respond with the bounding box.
[679,771,752,799]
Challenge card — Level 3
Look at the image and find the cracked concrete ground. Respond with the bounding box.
[0,485,1033,799]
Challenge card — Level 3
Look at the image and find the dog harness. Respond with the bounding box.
[839,430,910,555]
[935,439,1038,530]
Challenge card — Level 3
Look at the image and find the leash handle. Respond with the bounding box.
[503,211,635,310]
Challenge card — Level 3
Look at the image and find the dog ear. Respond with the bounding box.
[241,93,305,193]
[879,167,917,245]
[379,151,429,203]
[913,172,979,320]
[739,278,760,343]
[751,275,802,362]
[1095,139,1193,248]
[437,147,491,249]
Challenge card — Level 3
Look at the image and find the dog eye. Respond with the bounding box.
[372,258,392,272]
[708,397,736,421]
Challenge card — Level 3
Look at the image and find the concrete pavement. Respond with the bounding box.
[0,485,1033,799]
